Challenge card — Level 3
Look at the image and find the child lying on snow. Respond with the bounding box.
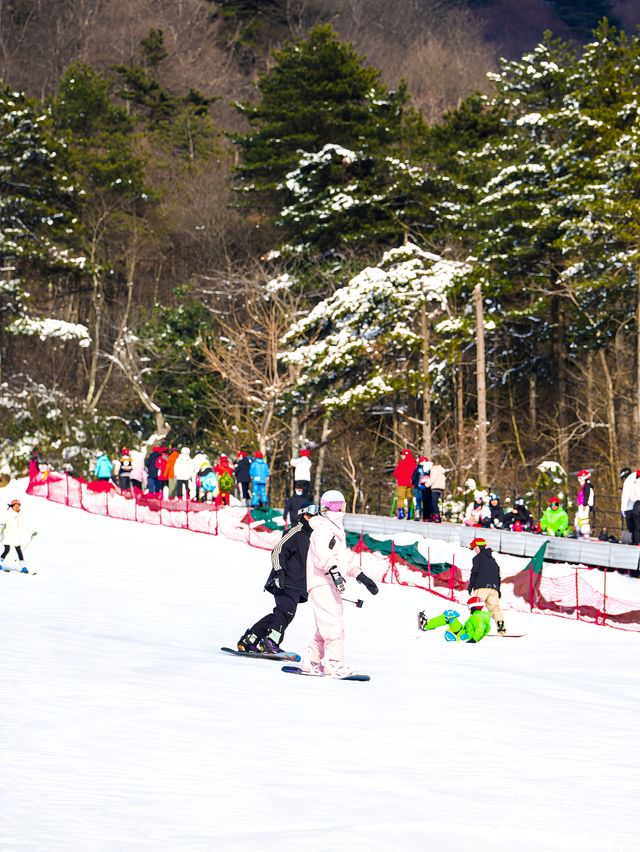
[418,596,491,643]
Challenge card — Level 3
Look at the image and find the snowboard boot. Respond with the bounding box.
[497,620,506,635]
[237,631,260,652]
[20,565,29,574]
[258,628,283,655]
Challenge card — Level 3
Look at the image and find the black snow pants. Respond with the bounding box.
[248,589,302,642]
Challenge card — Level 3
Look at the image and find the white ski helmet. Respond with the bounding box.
[320,489,346,512]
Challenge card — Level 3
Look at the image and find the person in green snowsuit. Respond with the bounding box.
[418,596,491,643]
[539,495,569,537]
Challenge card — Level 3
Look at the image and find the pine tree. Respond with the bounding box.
[0,83,85,345]
[233,25,415,216]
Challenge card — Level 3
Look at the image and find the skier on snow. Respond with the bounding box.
[301,489,378,678]
[1,498,35,573]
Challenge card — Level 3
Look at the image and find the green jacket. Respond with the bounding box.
[457,609,491,642]
[425,608,491,642]
[540,506,569,536]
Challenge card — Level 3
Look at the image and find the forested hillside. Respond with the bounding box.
[2,0,640,507]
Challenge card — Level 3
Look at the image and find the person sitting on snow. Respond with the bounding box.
[417,596,491,643]
[506,497,534,532]
[481,492,506,529]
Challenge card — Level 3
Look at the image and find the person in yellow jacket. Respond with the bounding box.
[417,596,492,642]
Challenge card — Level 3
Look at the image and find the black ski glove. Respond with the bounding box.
[357,572,379,595]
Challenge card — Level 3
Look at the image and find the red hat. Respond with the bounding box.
[467,596,484,611]
[255,450,264,459]
[549,495,560,505]
[299,448,310,457]
[122,447,129,454]
[577,469,590,478]
[237,451,247,459]
[469,537,487,549]
[220,454,227,460]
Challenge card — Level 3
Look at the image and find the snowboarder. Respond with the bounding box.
[250,451,270,507]
[417,596,491,642]
[393,448,416,519]
[0,498,35,573]
[290,448,312,497]
[301,489,379,678]
[468,537,506,634]
[540,496,569,536]
[237,504,319,654]
[574,469,594,539]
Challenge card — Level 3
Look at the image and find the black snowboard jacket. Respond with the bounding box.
[264,516,312,601]
[468,547,502,596]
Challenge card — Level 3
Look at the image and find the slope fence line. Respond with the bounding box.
[27,473,640,632]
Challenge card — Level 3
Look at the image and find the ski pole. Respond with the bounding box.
[342,597,364,608]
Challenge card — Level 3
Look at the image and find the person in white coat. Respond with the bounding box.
[1,499,35,572]
[290,448,312,498]
[302,489,378,678]
[173,447,195,499]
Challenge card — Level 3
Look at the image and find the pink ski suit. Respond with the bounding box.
[305,511,361,674]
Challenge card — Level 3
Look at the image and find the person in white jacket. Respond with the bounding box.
[1,499,35,572]
[302,489,378,678]
[173,447,195,499]
[290,448,312,497]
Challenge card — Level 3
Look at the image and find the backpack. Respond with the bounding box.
[218,471,234,493]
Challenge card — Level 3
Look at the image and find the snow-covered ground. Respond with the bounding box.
[2,484,640,851]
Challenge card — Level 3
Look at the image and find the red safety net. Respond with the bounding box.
[27,472,281,551]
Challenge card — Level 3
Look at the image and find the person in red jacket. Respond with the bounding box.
[214,453,235,507]
[393,448,416,519]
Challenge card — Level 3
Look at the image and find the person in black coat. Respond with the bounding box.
[506,497,534,531]
[482,493,507,529]
[283,487,312,530]
[468,537,506,634]
[237,506,316,654]
[234,451,252,505]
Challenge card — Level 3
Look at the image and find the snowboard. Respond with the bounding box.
[1,566,36,575]
[486,633,527,638]
[220,646,301,662]
[282,665,370,682]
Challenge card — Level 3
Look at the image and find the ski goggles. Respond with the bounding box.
[321,500,346,513]
[298,503,319,517]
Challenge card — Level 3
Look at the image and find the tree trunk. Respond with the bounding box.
[85,270,102,410]
[314,415,331,503]
[599,348,619,490]
[635,267,640,452]
[528,372,537,434]
[552,296,569,474]
[456,353,464,482]
[420,301,432,456]
[473,282,487,485]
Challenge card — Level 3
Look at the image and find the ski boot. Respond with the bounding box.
[237,631,260,652]
[20,565,29,574]
[497,620,506,635]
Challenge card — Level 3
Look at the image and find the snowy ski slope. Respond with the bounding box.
[1,485,639,851]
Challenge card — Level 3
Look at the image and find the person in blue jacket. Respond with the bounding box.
[94,451,113,481]
[250,451,270,507]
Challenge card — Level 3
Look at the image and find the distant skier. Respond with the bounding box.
[237,504,318,654]
[234,451,252,505]
[393,448,416,519]
[290,448,312,498]
[574,469,594,539]
[283,487,312,530]
[250,451,270,507]
[468,537,506,635]
[0,498,35,573]
[540,496,569,537]
[417,596,491,643]
[301,489,379,678]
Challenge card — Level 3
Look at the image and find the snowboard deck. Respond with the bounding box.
[486,633,527,638]
[282,665,370,682]
[220,646,301,662]
[1,567,36,575]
